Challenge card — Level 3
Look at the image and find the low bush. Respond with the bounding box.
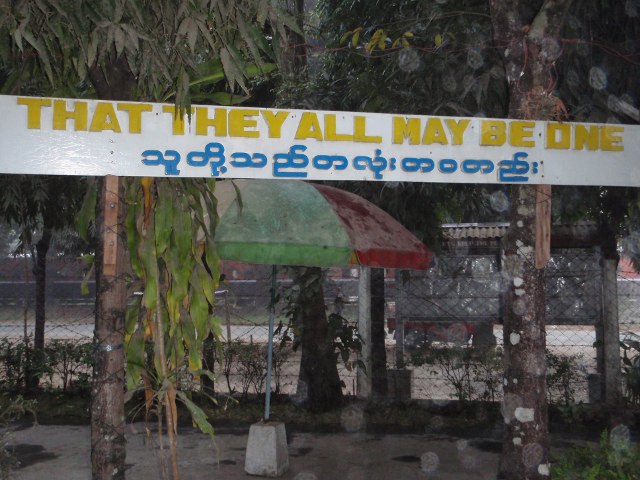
[0,339,92,393]
[552,428,640,480]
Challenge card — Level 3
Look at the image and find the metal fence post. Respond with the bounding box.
[602,257,622,404]
[357,266,372,398]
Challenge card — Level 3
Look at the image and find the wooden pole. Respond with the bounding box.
[357,266,372,398]
[91,176,127,480]
[535,185,552,269]
[225,290,232,343]
[602,258,622,405]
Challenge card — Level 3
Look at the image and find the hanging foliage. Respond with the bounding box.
[124,177,221,469]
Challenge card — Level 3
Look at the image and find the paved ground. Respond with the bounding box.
[8,423,503,479]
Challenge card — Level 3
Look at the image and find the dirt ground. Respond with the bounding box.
[9,422,505,480]
[6,411,612,480]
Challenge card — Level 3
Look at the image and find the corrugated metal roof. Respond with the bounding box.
[442,223,509,240]
[441,222,599,247]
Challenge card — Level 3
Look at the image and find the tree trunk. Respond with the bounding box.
[282,0,307,78]
[91,176,127,480]
[490,1,573,478]
[597,220,622,406]
[370,268,388,398]
[89,57,134,480]
[295,267,343,412]
[201,332,216,396]
[26,226,51,391]
[500,186,549,479]
[33,227,51,354]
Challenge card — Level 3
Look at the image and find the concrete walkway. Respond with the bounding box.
[9,423,502,479]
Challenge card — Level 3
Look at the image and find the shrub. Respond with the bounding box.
[621,332,640,405]
[552,429,640,480]
[409,345,503,402]
[0,394,36,480]
[221,340,291,399]
[546,350,587,406]
[0,339,92,393]
[44,340,93,393]
[0,339,50,392]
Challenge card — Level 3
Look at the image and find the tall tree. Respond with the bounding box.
[281,0,352,411]
[0,175,84,390]
[490,1,573,478]
[300,0,506,402]
[554,1,640,406]
[292,267,345,412]
[1,2,297,478]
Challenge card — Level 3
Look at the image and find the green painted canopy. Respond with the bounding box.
[214,179,432,269]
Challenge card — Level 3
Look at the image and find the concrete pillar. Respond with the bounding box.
[244,422,289,477]
[394,269,406,368]
[602,257,622,404]
[357,266,372,398]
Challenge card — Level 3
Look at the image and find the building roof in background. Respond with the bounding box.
[441,222,599,249]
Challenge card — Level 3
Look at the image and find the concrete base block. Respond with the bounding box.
[244,421,289,477]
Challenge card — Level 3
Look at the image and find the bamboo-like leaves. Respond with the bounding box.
[1,0,289,100]
[177,390,215,437]
[125,177,220,438]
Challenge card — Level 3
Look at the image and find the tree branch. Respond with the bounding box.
[529,0,575,41]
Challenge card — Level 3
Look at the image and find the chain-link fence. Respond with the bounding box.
[394,249,606,404]
[0,256,95,340]
[1,247,639,407]
[0,256,95,392]
[618,265,640,405]
[210,266,361,398]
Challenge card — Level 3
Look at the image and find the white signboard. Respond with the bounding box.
[0,94,638,186]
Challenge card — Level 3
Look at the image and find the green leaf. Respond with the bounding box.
[125,296,141,336]
[190,369,217,383]
[13,22,24,51]
[256,0,270,26]
[195,18,216,51]
[246,22,274,58]
[22,29,54,84]
[114,0,124,23]
[125,328,146,389]
[80,261,94,296]
[192,60,226,86]
[154,182,174,255]
[176,391,215,437]
[87,30,99,67]
[76,178,96,242]
[139,222,158,311]
[366,29,384,53]
[219,46,240,91]
[270,5,303,37]
[124,1,145,25]
[114,25,126,57]
[122,24,140,52]
[79,254,94,265]
[172,195,194,266]
[237,15,262,66]
[125,184,144,278]
[189,273,210,341]
[187,18,199,52]
[352,28,361,48]
[204,92,250,105]
[195,262,215,306]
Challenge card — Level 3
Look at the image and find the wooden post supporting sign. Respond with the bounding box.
[535,185,552,269]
